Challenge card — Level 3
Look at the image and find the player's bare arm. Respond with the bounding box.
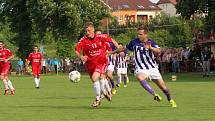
[109,46,126,55]
[4,55,14,63]
[145,41,160,56]
[75,50,87,62]
[149,47,160,56]
[111,39,120,49]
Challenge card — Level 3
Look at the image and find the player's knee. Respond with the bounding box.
[136,74,147,81]
[0,76,4,80]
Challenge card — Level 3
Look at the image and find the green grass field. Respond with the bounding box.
[0,72,215,121]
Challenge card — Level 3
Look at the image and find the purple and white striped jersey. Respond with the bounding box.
[108,42,116,65]
[116,52,128,68]
[126,38,159,70]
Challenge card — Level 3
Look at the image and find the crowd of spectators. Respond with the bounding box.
[11,57,84,75]
[10,46,215,77]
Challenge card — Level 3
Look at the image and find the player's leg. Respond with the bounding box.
[1,75,9,95]
[136,72,156,96]
[5,64,15,94]
[91,71,102,107]
[100,76,112,101]
[7,78,15,95]
[99,65,112,101]
[107,65,117,94]
[135,70,161,102]
[101,74,111,94]
[150,68,177,107]
[37,65,42,88]
[116,68,122,87]
[32,66,39,88]
[122,68,128,87]
[107,65,115,87]
[153,79,177,107]
[1,64,14,95]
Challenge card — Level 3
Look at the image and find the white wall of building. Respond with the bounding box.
[136,10,160,19]
[158,3,177,16]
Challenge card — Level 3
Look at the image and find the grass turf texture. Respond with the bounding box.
[0,72,214,121]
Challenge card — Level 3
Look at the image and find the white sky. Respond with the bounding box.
[150,0,159,3]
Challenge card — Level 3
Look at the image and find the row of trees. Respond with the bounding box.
[109,13,193,48]
[0,0,109,58]
[0,0,214,58]
[176,0,215,32]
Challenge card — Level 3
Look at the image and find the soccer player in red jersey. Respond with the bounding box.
[0,40,15,95]
[27,45,43,88]
[95,30,117,95]
[75,22,119,107]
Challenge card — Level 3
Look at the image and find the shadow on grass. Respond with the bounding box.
[34,96,92,100]
[9,104,170,111]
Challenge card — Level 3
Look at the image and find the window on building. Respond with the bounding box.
[122,4,130,9]
[149,15,153,20]
[137,5,144,9]
[149,5,155,8]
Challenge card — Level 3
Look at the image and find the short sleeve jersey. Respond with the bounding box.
[27,52,43,66]
[0,48,13,65]
[126,38,159,70]
[75,34,112,65]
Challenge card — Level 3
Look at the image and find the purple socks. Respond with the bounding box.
[139,80,155,95]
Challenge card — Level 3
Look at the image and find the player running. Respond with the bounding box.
[75,22,118,107]
[27,45,43,88]
[110,27,177,108]
[0,40,15,95]
[95,29,118,95]
[115,43,129,88]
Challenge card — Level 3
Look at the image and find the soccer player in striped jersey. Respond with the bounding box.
[107,47,117,94]
[110,27,177,108]
[115,43,129,88]
[0,40,15,95]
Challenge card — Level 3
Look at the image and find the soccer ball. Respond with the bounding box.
[69,71,81,83]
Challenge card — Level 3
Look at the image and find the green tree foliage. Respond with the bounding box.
[148,29,171,47]
[0,0,33,59]
[0,0,109,58]
[56,39,76,57]
[0,21,17,53]
[148,14,193,48]
[175,0,207,19]
[109,13,193,48]
[176,0,215,32]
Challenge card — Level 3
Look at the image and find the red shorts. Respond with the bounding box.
[86,63,107,78]
[32,64,41,77]
[0,63,10,76]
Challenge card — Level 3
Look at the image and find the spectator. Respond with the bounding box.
[201,47,213,77]
[210,55,215,72]
[41,58,47,74]
[46,58,52,72]
[52,58,60,74]
[17,58,24,75]
[172,51,180,73]
[210,29,214,40]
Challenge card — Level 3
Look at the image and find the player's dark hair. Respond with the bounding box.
[137,26,148,33]
[34,45,38,48]
[85,22,94,28]
[0,40,4,44]
[118,43,123,46]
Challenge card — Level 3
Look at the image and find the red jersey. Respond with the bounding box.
[75,34,112,65]
[27,52,43,66]
[0,48,13,65]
